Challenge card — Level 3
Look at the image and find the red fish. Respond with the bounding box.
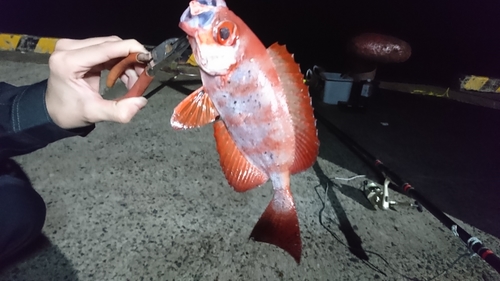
[171,0,319,263]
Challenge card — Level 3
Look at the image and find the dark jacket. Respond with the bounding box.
[0,79,95,159]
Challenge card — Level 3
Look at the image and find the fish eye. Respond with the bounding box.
[220,27,230,40]
[215,20,237,46]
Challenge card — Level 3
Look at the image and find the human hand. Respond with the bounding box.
[45,36,149,130]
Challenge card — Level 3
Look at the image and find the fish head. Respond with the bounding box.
[179,0,244,76]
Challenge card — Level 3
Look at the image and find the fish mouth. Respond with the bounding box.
[179,0,227,36]
[192,0,226,7]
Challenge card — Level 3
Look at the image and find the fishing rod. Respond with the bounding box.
[314,110,500,275]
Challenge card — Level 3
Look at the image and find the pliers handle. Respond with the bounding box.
[105,37,190,101]
[106,53,153,101]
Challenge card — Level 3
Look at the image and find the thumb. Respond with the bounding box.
[92,97,148,124]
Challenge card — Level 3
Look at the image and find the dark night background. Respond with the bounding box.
[1,0,500,87]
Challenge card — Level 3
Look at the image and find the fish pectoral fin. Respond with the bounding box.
[213,120,269,192]
[170,86,219,130]
[249,186,302,264]
[267,43,320,174]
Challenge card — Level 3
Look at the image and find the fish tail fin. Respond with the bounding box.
[249,174,301,264]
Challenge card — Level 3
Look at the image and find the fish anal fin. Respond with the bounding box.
[249,183,302,264]
[170,86,219,130]
[267,43,319,174]
[213,121,268,192]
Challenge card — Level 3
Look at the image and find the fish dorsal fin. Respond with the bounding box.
[213,120,269,192]
[170,86,219,130]
[267,43,319,174]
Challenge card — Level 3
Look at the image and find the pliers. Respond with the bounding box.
[106,36,191,101]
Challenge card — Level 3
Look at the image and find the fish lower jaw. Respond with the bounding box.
[198,64,232,77]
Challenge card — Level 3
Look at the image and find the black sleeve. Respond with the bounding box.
[0,79,95,159]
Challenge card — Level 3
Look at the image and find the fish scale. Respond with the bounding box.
[205,62,294,170]
[170,0,319,263]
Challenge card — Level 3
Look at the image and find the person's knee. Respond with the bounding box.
[0,174,46,261]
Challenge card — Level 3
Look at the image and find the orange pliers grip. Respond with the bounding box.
[106,53,154,101]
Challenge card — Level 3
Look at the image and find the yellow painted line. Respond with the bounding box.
[463,75,489,91]
[0,33,59,54]
[34,37,58,54]
[0,34,172,56]
[460,75,500,93]
[0,34,22,51]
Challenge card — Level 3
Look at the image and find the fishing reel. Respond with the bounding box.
[362,178,423,212]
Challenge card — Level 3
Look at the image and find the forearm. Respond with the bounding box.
[0,80,95,159]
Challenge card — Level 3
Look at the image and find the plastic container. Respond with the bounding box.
[320,72,354,105]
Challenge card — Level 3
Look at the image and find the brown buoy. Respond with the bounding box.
[347,33,412,64]
[344,33,412,82]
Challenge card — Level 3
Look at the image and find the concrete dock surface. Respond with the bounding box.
[0,50,499,281]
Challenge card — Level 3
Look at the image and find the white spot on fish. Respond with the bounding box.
[196,40,239,75]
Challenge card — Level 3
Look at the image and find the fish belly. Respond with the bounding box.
[205,63,295,174]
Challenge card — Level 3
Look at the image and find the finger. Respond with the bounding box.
[84,74,102,92]
[120,75,129,87]
[55,36,122,52]
[134,64,146,76]
[122,68,140,89]
[88,97,148,124]
[67,39,149,73]
[102,57,127,71]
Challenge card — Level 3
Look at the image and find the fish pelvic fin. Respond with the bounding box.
[249,173,301,264]
[170,86,219,130]
[267,43,320,174]
[213,120,269,192]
